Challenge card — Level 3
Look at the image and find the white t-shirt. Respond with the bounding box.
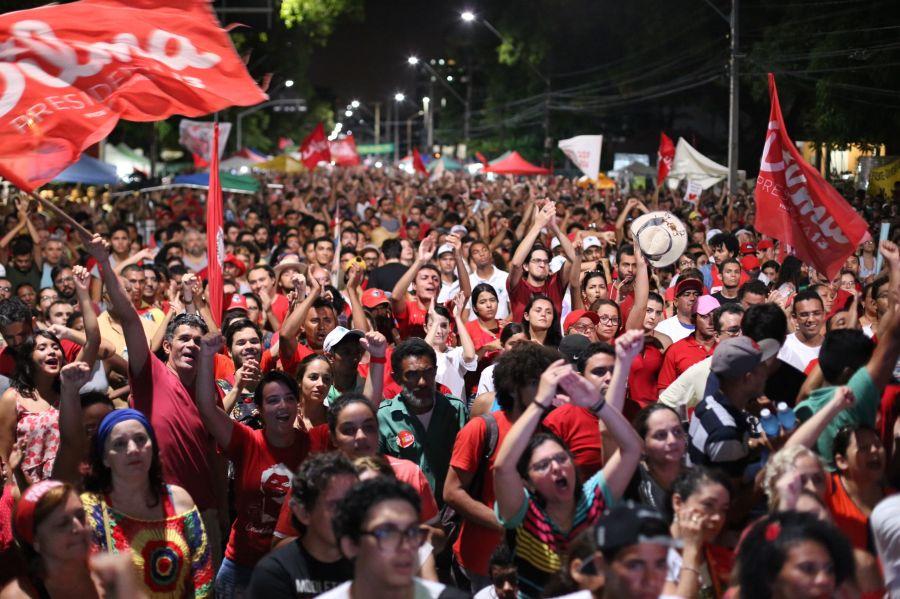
[655,315,695,343]
[777,332,821,373]
[437,278,461,304]
[317,578,452,599]
[436,346,478,399]
[477,363,496,396]
[467,266,511,321]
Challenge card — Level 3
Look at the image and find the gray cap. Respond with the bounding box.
[711,337,780,379]
[558,334,591,364]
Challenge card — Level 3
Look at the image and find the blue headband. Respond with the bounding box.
[94,408,154,455]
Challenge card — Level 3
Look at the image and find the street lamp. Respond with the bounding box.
[285,79,294,88]
[350,100,360,108]
[392,93,405,161]
[407,56,419,66]
[460,10,475,22]
[408,53,470,145]
[394,92,406,102]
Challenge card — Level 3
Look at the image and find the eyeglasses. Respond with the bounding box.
[401,366,436,385]
[597,315,619,325]
[568,323,595,334]
[361,524,428,551]
[0,286,11,293]
[529,258,550,265]
[529,451,571,473]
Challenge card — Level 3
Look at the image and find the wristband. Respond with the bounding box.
[590,398,606,414]
[369,356,387,364]
[535,402,553,413]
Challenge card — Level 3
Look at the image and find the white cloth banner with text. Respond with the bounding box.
[558,135,603,180]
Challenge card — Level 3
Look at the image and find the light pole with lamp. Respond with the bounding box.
[393,92,405,163]
[408,56,470,148]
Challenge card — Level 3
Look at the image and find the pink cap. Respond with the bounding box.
[694,295,720,316]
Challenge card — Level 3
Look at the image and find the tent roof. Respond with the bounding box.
[483,151,550,175]
[53,154,119,185]
[489,150,512,165]
[220,155,258,171]
[256,154,305,173]
[235,147,268,163]
[427,156,464,172]
[172,172,259,193]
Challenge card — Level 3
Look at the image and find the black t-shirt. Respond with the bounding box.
[711,291,739,305]
[247,538,353,598]
[367,262,408,292]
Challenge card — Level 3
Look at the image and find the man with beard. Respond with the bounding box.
[217,317,263,428]
[51,265,77,304]
[467,240,510,321]
[377,338,468,504]
[655,277,703,343]
[657,295,720,391]
[86,233,223,562]
[507,201,580,322]
[182,227,209,273]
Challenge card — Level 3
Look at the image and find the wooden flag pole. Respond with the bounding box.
[29,192,94,239]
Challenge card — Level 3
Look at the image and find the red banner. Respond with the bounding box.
[412,148,427,174]
[657,132,675,186]
[754,74,868,279]
[299,122,330,169]
[329,134,360,166]
[0,0,266,192]
[206,123,224,325]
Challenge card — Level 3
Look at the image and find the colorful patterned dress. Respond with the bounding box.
[16,401,60,484]
[81,486,213,598]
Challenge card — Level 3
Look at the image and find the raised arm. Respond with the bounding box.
[391,235,436,315]
[786,387,855,449]
[360,331,387,407]
[196,333,235,449]
[452,293,476,364]
[493,360,571,522]
[52,362,94,485]
[344,265,371,332]
[71,265,101,368]
[279,274,321,363]
[85,234,150,375]
[448,234,472,301]
[625,245,649,331]
[508,202,554,290]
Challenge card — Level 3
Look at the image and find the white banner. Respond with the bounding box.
[558,135,603,180]
[179,119,232,161]
[667,137,727,190]
[685,180,703,204]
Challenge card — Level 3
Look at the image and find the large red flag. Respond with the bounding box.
[0,0,266,192]
[206,123,224,326]
[299,123,330,169]
[656,133,675,186]
[330,134,360,166]
[754,74,868,279]
[412,148,427,174]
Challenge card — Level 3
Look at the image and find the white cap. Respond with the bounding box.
[705,228,723,243]
[550,255,566,273]
[582,235,602,250]
[550,237,561,250]
[437,243,455,256]
[323,326,364,353]
[450,224,468,236]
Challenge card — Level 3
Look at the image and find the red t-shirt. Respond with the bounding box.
[395,294,429,340]
[129,353,216,511]
[465,319,501,353]
[878,384,900,464]
[449,410,513,576]
[224,423,309,566]
[627,345,664,419]
[271,294,290,325]
[507,273,567,323]
[543,405,603,480]
[0,340,81,377]
[657,336,716,392]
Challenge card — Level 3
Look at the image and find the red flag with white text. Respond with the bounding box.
[412,148,427,174]
[299,123,330,169]
[206,123,224,326]
[754,74,868,279]
[330,134,360,166]
[0,0,267,192]
[657,133,675,186]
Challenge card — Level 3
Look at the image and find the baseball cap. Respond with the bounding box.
[705,228,723,243]
[225,293,249,313]
[711,337,781,379]
[675,277,703,297]
[757,239,774,251]
[361,288,390,309]
[224,254,247,276]
[559,334,592,364]
[437,244,455,256]
[587,502,676,566]
[740,242,756,255]
[740,255,760,271]
[323,326,364,353]
[550,237,561,250]
[582,236,602,250]
[693,295,720,316]
[450,224,468,237]
[563,309,600,332]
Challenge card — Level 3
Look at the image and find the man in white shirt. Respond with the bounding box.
[467,240,510,320]
[778,289,825,372]
[655,277,703,343]
[435,235,471,305]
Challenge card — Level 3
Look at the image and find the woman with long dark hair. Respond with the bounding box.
[81,409,213,598]
[624,404,687,517]
[465,283,504,359]
[521,293,562,348]
[295,354,333,430]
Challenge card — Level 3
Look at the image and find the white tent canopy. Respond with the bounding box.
[667,137,728,190]
[104,143,150,179]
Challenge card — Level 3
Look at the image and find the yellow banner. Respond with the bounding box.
[868,159,900,198]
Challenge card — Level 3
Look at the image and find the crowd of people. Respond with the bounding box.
[0,166,898,599]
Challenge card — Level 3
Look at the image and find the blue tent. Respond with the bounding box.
[172,172,259,194]
[53,154,119,185]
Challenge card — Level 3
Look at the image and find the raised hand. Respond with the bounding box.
[73,264,91,292]
[534,359,573,409]
[452,291,466,320]
[831,386,856,411]
[85,233,111,262]
[291,272,307,298]
[418,235,437,262]
[60,361,93,391]
[880,240,899,266]
[346,264,363,291]
[199,332,224,357]
[46,323,72,342]
[234,358,261,392]
[360,330,388,358]
[446,233,462,253]
[535,201,556,227]
[558,370,601,409]
[615,329,645,361]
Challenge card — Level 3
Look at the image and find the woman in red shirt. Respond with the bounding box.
[196,337,310,598]
[465,283,503,360]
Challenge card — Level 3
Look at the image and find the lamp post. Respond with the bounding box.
[393,92,405,163]
[408,55,470,148]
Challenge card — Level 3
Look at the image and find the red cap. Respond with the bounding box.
[563,309,600,332]
[224,254,247,277]
[740,255,760,271]
[757,239,774,251]
[675,277,703,297]
[827,289,855,320]
[362,288,390,309]
[226,293,249,312]
[740,242,756,255]
[14,480,64,545]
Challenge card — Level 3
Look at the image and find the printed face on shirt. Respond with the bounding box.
[332,401,379,458]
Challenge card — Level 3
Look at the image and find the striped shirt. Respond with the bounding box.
[688,391,755,478]
[495,472,614,599]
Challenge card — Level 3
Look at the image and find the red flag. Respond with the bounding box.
[475,151,489,166]
[412,148,427,174]
[299,123,331,169]
[278,136,295,150]
[206,123,224,326]
[657,133,675,186]
[754,74,869,279]
[329,134,360,166]
[0,0,267,192]
[192,152,209,169]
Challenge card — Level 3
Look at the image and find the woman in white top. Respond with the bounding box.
[424,293,477,400]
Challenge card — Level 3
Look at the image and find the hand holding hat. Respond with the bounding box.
[629,211,688,268]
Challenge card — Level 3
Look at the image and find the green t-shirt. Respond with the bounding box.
[794,366,878,470]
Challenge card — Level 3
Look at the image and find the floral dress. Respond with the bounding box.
[16,401,60,484]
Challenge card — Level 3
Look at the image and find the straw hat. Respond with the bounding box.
[629,211,688,268]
